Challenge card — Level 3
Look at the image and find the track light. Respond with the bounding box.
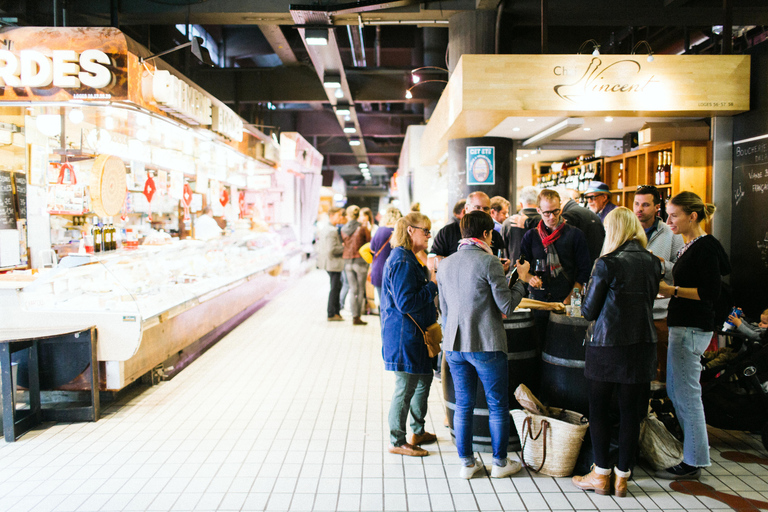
[305,27,329,46]
[405,90,413,99]
[323,74,341,88]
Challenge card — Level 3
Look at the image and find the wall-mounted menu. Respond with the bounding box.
[13,172,27,220]
[731,136,768,317]
[0,171,15,229]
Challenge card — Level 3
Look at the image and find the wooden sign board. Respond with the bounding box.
[422,54,751,166]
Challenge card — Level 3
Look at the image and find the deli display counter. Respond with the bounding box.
[0,233,284,390]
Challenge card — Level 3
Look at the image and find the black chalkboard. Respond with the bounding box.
[0,171,14,229]
[731,137,768,318]
[13,172,26,221]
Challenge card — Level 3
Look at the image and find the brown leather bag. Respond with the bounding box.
[406,313,442,358]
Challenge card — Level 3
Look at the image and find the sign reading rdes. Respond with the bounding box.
[0,49,113,90]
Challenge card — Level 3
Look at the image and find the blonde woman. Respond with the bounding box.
[656,192,730,480]
[341,205,372,325]
[381,212,438,457]
[572,207,662,497]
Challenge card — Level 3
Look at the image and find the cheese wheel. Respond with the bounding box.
[90,154,127,217]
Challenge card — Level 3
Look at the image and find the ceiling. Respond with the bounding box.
[2,0,768,194]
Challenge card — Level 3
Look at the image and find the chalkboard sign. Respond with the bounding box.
[0,171,14,229]
[731,136,768,317]
[13,172,26,220]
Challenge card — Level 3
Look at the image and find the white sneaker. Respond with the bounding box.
[491,459,522,478]
[459,459,484,479]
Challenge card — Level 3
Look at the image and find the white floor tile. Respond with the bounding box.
[3,270,767,512]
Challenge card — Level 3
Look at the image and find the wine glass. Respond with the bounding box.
[534,258,548,289]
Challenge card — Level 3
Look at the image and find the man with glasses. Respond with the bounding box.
[431,192,508,269]
[521,189,592,340]
[634,185,684,383]
[583,181,617,222]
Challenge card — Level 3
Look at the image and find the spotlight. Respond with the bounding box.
[412,75,420,84]
[405,90,413,99]
[305,28,329,46]
[334,88,344,99]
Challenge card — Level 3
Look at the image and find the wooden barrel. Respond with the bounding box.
[443,310,538,453]
[539,312,590,415]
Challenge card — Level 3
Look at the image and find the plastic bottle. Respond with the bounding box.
[722,307,743,331]
[570,287,582,318]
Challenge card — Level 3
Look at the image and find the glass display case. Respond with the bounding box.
[2,233,284,389]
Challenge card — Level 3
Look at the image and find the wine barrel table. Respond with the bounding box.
[539,312,590,415]
[443,310,538,453]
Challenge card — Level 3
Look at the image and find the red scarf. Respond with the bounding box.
[537,219,566,248]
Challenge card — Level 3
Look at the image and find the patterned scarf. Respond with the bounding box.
[536,219,567,278]
[458,237,494,255]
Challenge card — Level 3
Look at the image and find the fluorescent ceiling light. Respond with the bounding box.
[359,163,368,168]
[512,127,520,132]
[522,118,584,148]
[323,74,341,88]
[349,138,361,146]
[335,105,351,116]
[343,122,357,134]
[305,28,328,46]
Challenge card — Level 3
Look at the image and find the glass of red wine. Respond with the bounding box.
[534,258,548,289]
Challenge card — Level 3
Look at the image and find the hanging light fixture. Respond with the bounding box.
[632,40,655,62]
[578,39,601,56]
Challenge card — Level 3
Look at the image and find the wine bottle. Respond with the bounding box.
[94,225,102,253]
[664,151,672,185]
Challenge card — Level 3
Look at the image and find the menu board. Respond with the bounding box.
[731,136,768,317]
[13,172,26,220]
[0,171,14,229]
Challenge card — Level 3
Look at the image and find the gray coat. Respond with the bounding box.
[646,219,684,320]
[317,225,345,272]
[438,245,527,353]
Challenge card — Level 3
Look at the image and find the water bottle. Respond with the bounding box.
[570,287,582,318]
[722,307,743,331]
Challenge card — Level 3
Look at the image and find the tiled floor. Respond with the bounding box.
[1,269,767,512]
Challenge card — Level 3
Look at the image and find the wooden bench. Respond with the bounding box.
[0,325,99,442]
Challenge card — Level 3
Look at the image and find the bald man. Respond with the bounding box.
[431,191,507,264]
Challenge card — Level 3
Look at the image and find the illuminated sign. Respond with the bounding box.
[212,105,243,142]
[150,70,212,126]
[0,49,112,89]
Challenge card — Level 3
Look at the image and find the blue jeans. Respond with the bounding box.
[388,372,433,446]
[666,326,712,467]
[445,351,509,466]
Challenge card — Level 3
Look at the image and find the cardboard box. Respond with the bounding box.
[595,139,624,157]
[623,132,638,153]
[638,122,710,146]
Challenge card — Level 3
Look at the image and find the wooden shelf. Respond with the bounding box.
[602,141,712,209]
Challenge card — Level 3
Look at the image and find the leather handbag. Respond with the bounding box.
[406,313,442,358]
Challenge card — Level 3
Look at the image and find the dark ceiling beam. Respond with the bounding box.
[257,24,299,65]
[65,0,464,25]
[192,67,441,103]
[509,6,768,26]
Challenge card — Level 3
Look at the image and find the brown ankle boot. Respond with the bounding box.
[353,316,367,326]
[571,466,612,495]
[613,471,629,497]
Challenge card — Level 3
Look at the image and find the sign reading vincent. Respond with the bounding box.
[0,27,128,101]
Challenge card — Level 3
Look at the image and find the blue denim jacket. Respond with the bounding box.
[380,247,438,374]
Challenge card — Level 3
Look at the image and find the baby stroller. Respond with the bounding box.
[699,328,768,450]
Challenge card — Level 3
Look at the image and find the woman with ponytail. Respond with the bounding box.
[656,192,731,480]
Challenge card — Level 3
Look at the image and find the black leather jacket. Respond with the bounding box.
[582,239,663,347]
